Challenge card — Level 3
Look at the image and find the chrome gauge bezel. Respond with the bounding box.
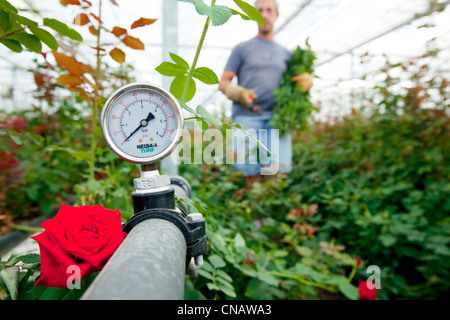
[101,82,184,164]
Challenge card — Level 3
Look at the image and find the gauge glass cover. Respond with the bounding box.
[101,83,183,164]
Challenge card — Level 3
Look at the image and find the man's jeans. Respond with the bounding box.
[232,115,292,176]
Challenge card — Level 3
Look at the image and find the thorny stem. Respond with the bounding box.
[180,0,216,102]
[0,26,29,40]
[183,115,270,153]
[0,264,22,268]
[347,260,358,283]
[267,271,337,292]
[12,225,43,233]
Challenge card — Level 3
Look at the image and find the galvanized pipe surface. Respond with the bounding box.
[81,218,186,300]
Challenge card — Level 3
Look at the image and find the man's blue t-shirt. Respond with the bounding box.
[224,37,292,118]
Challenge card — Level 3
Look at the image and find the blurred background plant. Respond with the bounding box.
[0,0,156,232]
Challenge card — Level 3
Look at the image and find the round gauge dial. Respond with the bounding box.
[101,83,183,164]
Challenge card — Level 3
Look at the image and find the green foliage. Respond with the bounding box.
[0,251,98,300]
[289,111,449,299]
[0,252,40,300]
[43,18,83,41]
[0,0,82,53]
[271,43,317,135]
[180,162,359,300]
[286,51,450,299]
[157,0,262,107]
[181,44,449,300]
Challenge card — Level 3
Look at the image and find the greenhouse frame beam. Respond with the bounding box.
[161,0,179,175]
[275,0,314,35]
[316,0,450,67]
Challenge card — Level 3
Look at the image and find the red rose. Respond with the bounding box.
[3,116,27,133]
[31,204,127,288]
[355,256,361,268]
[358,281,377,300]
[0,151,20,170]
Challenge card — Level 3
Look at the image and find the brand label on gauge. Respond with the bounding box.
[137,143,158,154]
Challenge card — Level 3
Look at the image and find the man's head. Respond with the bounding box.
[255,0,279,38]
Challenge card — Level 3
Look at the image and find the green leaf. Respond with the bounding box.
[177,196,207,214]
[0,0,18,13]
[217,282,236,297]
[7,129,22,145]
[201,261,214,272]
[191,0,232,26]
[0,10,11,31]
[170,74,196,102]
[0,38,22,52]
[216,269,233,282]
[86,179,102,191]
[338,281,359,300]
[230,8,251,21]
[43,18,83,41]
[0,267,19,300]
[11,12,38,27]
[379,234,397,247]
[192,0,211,16]
[169,52,190,70]
[233,233,246,248]
[210,5,232,26]
[197,117,209,130]
[177,99,196,114]
[257,271,279,286]
[192,66,219,85]
[13,31,42,52]
[196,105,222,126]
[45,145,91,161]
[156,61,188,77]
[6,252,21,265]
[216,276,235,290]
[197,268,213,280]
[231,122,270,153]
[30,27,58,50]
[233,0,264,26]
[38,287,70,300]
[28,285,47,300]
[25,132,45,144]
[295,245,313,257]
[209,254,226,268]
[206,282,219,291]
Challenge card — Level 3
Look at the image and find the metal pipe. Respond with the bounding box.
[81,218,187,300]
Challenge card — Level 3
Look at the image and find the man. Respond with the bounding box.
[219,0,312,183]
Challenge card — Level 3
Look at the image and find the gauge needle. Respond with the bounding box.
[124,112,155,142]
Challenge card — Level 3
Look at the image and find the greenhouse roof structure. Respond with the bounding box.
[1,0,449,119]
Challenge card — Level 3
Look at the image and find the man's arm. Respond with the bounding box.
[219,70,236,94]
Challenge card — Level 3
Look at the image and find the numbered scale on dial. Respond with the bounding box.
[101,83,184,164]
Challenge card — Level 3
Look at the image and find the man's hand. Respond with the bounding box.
[225,83,259,111]
[291,72,313,92]
[239,88,259,110]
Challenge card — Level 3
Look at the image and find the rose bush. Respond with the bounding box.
[31,204,127,287]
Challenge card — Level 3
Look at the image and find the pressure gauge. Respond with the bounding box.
[101,83,184,164]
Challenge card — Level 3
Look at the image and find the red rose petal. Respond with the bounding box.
[31,233,71,287]
[358,281,377,300]
[32,204,127,287]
